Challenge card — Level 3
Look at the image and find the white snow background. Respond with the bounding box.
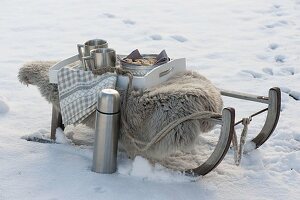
[0,0,300,199]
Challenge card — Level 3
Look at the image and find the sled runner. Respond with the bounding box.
[186,87,281,176]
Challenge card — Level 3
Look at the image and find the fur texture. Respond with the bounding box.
[18,61,96,127]
[120,71,223,160]
[18,61,60,110]
[18,62,223,161]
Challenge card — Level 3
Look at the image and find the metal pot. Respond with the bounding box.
[120,54,168,76]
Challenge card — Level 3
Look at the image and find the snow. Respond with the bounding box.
[0,0,300,199]
[122,156,193,182]
[21,129,52,143]
[0,96,9,114]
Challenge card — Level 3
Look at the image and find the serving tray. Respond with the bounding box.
[48,54,186,90]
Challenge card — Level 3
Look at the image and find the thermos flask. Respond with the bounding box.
[92,89,120,173]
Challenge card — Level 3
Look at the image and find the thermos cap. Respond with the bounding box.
[97,89,120,114]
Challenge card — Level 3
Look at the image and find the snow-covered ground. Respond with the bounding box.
[1,0,300,199]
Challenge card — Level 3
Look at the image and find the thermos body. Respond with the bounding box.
[92,89,120,174]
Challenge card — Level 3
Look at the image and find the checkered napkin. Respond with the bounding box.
[57,67,117,126]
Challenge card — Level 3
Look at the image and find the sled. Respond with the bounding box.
[49,87,280,176]
[48,55,281,176]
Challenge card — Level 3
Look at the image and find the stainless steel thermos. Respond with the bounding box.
[92,89,120,173]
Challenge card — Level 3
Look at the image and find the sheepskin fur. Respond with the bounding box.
[120,71,223,160]
[18,61,60,110]
[18,61,96,128]
[18,62,223,161]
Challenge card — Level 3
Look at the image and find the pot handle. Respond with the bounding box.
[77,44,84,61]
[82,56,95,70]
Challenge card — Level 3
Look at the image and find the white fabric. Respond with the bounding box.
[57,67,117,126]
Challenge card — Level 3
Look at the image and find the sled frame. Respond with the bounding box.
[49,88,281,176]
[187,87,281,176]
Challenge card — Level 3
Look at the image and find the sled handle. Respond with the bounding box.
[220,89,269,104]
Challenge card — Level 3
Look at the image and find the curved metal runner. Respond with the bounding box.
[185,87,281,176]
[251,87,281,148]
[186,107,235,176]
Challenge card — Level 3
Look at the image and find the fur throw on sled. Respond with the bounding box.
[18,61,96,128]
[18,61,223,161]
[120,71,223,160]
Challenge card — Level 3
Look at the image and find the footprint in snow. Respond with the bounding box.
[262,67,295,76]
[281,89,300,101]
[241,70,265,78]
[262,67,273,75]
[280,67,295,75]
[275,55,286,63]
[170,35,188,43]
[123,19,136,25]
[272,4,289,16]
[269,43,279,50]
[242,66,295,79]
[264,20,288,29]
[0,96,9,114]
[94,186,106,193]
[289,91,300,101]
[150,34,162,40]
[103,13,116,18]
[254,4,286,16]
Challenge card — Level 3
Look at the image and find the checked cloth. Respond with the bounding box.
[57,67,117,126]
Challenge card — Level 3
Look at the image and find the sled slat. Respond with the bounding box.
[220,89,269,104]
